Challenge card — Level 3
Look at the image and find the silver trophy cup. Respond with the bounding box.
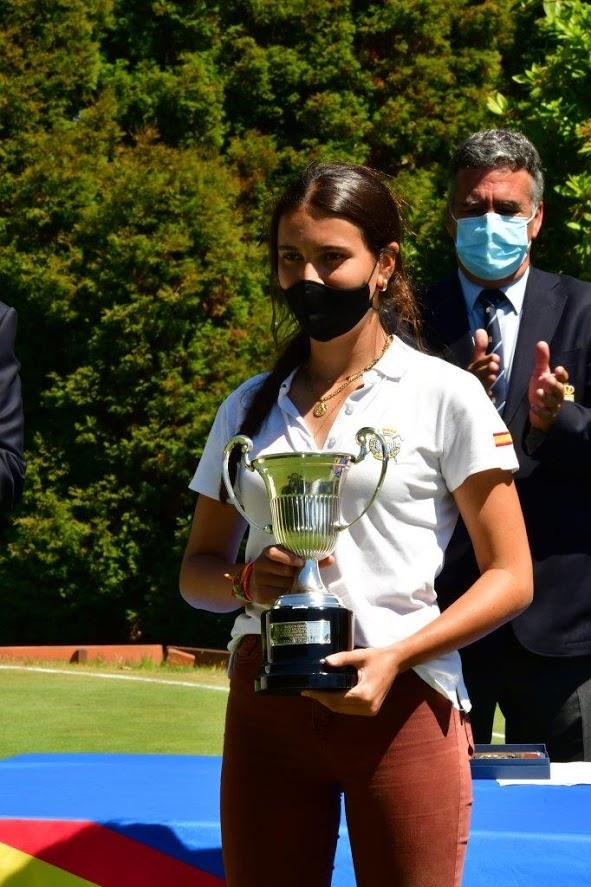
[223,427,389,694]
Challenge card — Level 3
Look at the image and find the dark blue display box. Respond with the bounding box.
[470,743,550,780]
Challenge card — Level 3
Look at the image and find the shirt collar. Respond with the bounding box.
[375,335,412,380]
[278,366,298,411]
[277,335,410,406]
[458,267,529,316]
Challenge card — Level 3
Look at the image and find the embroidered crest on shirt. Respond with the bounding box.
[368,428,402,461]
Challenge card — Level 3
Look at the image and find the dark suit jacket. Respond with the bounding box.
[0,302,24,509]
[422,267,591,657]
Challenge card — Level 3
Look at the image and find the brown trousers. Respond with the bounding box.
[221,635,473,887]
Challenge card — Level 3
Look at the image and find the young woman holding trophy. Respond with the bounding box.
[180,162,533,887]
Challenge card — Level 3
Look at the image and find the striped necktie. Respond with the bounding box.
[477,288,508,414]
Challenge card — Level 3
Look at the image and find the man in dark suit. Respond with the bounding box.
[422,129,591,761]
[0,300,24,509]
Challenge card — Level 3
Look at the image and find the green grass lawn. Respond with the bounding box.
[0,662,229,758]
[0,660,506,759]
[492,706,505,744]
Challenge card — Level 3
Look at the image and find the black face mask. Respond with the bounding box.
[282,278,373,342]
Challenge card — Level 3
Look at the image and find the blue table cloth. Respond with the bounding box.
[0,754,589,885]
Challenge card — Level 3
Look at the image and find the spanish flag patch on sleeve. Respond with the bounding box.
[493,431,513,447]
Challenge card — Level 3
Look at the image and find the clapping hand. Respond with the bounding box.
[469,328,499,397]
[528,341,568,432]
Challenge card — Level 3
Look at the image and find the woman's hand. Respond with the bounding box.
[250,546,334,607]
[302,645,401,716]
[250,545,303,607]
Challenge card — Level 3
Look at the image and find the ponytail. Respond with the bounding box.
[219,332,310,501]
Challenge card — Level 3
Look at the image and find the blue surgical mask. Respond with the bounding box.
[452,211,535,280]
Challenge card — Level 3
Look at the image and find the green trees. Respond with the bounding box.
[488,0,591,278]
[0,0,588,645]
[212,0,516,281]
[518,0,591,278]
[0,1,268,643]
[1,134,268,643]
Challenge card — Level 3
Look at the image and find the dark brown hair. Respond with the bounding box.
[221,161,421,500]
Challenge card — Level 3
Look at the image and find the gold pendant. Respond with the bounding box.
[313,401,327,418]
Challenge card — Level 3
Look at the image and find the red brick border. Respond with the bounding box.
[0,644,229,667]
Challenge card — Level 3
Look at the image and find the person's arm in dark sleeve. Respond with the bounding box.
[0,305,25,509]
[524,401,591,471]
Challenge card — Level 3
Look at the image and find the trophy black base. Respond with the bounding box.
[255,604,357,696]
[255,665,357,695]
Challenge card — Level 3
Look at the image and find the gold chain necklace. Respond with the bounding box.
[305,335,392,418]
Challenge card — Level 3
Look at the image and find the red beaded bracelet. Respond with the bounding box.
[231,561,255,603]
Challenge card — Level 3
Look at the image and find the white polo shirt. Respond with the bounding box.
[190,337,518,710]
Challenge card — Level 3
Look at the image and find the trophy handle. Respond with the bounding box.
[222,435,272,533]
[338,426,389,531]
